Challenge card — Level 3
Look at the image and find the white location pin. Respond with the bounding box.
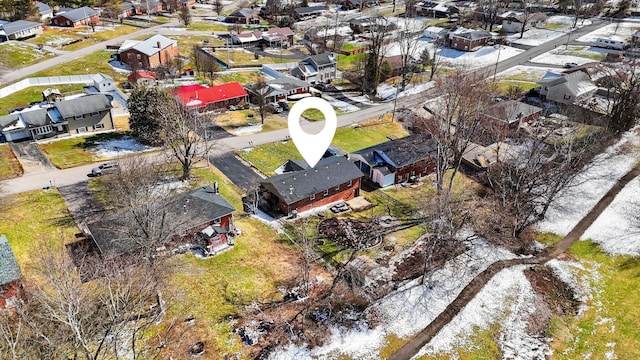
[287,97,337,168]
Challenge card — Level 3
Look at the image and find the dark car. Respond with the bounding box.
[277,101,290,111]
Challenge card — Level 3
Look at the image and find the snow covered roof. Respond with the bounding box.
[126,34,177,56]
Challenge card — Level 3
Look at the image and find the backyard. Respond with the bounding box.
[0,84,86,115]
[0,41,55,69]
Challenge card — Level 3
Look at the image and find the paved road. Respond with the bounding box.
[209,152,264,192]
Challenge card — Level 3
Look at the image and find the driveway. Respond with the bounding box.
[10,141,55,174]
[57,181,105,228]
[209,152,264,192]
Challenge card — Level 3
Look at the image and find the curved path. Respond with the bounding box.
[389,161,640,360]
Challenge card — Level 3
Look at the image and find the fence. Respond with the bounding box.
[0,75,97,99]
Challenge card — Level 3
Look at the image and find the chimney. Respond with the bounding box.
[157,41,161,48]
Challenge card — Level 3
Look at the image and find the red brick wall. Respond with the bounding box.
[277,178,361,214]
[121,45,178,70]
[0,281,21,309]
[451,37,489,51]
[394,160,434,184]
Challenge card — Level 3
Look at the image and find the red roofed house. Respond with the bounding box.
[127,70,156,86]
[172,82,248,112]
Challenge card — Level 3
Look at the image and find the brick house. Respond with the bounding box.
[291,52,337,84]
[0,235,23,310]
[350,135,437,188]
[481,100,543,137]
[0,94,114,142]
[225,8,259,24]
[262,27,294,47]
[51,6,100,27]
[449,29,492,51]
[260,156,363,216]
[127,69,156,86]
[118,34,178,71]
[172,82,248,112]
[245,76,310,103]
[86,185,237,257]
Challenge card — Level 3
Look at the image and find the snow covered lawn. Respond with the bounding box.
[537,129,640,256]
[93,135,155,158]
[531,45,608,66]
[576,21,640,43]
[438,45,524,69]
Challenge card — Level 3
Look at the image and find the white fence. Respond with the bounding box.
[0,75,97,99]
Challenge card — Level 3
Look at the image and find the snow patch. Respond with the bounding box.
[93,136,155,158]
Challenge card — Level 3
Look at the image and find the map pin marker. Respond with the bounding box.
[288,97,337,168]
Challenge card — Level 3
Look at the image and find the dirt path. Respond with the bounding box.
[389,161,640,360]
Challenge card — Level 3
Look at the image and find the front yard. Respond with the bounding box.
[0,41,55,69]
[213,109,288,135]
[0,144,23,180]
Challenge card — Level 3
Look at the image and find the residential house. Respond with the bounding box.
[481,100,543,136]
[383,55,404,77]
[119,1,142,18]
[42,88,63,103]
[414,1,460,17]
[86,185,237,257]
[118,34,179,70]
[0,20,43,41]
[350,134,437,187]
[51,6,100,27]
[461,142,512,171]
[140,0,163,14]
[536,71,597,104]
[0,235,22,310]
[35,1,53,20]
[291,52,337,84]
[423,26,449,40]
[295,5,327,19]
[231,30,263,46]
[225,8,260,25]
[172,82,248,112]
[500,11,547,33]
[304,25,353,46]
[245,76,310,103]
[0,94,114,142]
[349,16,397,34]
[262,27,294,47]
[342,0,378,10]
[127,70,156,86]
[260,156,363,216]
[449,29,492,51]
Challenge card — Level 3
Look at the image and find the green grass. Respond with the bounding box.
[497,81,538,94]
[238,140,300,176]
[0,144,23,180]
[213,48,277,66]
[553,46,606,61]
[545,22,569,30]
[187,21,229,32]
[0,84,87,115]
[0,190,78,274]
[337,53,366,72]
[302,107,346,121]
[26,28,80,48]
[166,34,225,58]
[39,132,125,169]
[332,122,409,152]
[191,167,245,211]
[214,70,261,85]
[548,240,640,360]
[0,42,55,68]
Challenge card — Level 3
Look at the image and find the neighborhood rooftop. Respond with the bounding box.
[0,235,22,286]
[56,6,99,22]
[0,20,41,36]
[352,134,437,169]
[119,34,177,56]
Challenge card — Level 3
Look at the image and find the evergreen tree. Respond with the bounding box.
[128,86,171,146]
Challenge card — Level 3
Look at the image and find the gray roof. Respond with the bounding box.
[0,235,22,286]
[308,52,335,66]
[0,113,21,129]
[0,20,41,36]
[55,6,99,22]
[36,1,52,14]
[56,94,112,119]
[454,29,492,40]
[295,6,326,14]
[87,186,236,255]
[228,8,256,18]
[20,109,48,127]
[268,76,309,90]
[484,100,542,124]
[353,134,437,168]
[131,34,177,56]
[261,156,362,205]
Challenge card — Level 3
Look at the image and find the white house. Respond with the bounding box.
[423,26,448,40]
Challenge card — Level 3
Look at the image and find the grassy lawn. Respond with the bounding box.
[238,140,300,176]
[0,84,87,115]
[302,107,346,121]
[0,190,78,275]
[213,48,277,66]
[548,240,640,360]
[26,28,81,48]
[39,132,125,169]
[166,34,225,58]
[337,53,366,72]
[191,166,246,211]
[497,80,538,93]
[214,109,287,135]
[0,144,23,180]
[553,46,607,61]
[545,22,569,30]
[214,70,261,85]
[0,42,55,69]
[332,121,409,152]
[187,21,229,32]
[25,50,128,87]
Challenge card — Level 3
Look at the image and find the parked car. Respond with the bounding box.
[277,101,290,111]
[563,62,578,68]
[268,102,283,113]
[91,162,118,176]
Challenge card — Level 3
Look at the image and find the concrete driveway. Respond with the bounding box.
[209,152,264,192]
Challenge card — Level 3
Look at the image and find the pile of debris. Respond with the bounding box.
[318,218,383,249]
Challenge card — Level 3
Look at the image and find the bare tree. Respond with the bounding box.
[519,0,532,39]
[595,60,640,133]
[396,19,425,91]
[192,46,220,84]
[213,0,223,15]
[251,76,271,125]
[179,4,192,26]
[477,0,500,31]
[365,16,391,94]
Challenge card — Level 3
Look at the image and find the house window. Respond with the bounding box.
[77,127,87,133]
[348,179,353,187]
[74,114,83,120]
[138,62,143,68]
[323,189,329,196]
[90,111,99,116]
[94,123,104,130]
[335,185,340,191]
[310,193,315,200]
[127,53,132,59]
[136,54,141,59]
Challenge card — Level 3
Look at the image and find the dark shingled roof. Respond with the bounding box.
[261,156,362,205]
[309,52,335,66]
[0,20,41,36]
[56,94,112,119]
[0,235,22,286]
[483,100,543,124]
[228,8,256,18]
[295,5,326,14]
[353,134,437,168]
[55,6,99,22]
[87,186,236,255]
